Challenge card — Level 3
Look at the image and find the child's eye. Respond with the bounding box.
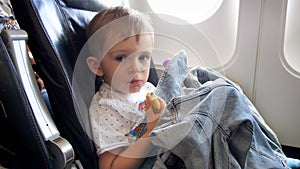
[139,55,150,61]
[115,55,126,62]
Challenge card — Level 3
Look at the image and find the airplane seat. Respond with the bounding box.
[1,1,74,168]
[10,0,159,168]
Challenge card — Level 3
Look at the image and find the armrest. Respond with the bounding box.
[1,29,75,168]
[1,29,59,140]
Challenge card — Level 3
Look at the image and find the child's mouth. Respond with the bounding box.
[130,79,142,85]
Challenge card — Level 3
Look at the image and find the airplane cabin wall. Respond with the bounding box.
[252,0,300,148]
[231,0,300,148]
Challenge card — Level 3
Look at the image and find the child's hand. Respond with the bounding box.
[144,92,165,133]
[145,92,162,114]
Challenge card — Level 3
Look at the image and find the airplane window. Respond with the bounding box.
[147,0,223,24]
[141,0,239,70]
[283,0,300,77]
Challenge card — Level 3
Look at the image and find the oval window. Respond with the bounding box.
[147,0,223,24]
[283,0,300,77]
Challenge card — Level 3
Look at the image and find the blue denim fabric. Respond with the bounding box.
[41,88,54,117]
[144,50,289,169]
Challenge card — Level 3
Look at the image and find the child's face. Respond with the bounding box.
[100,35,153,94]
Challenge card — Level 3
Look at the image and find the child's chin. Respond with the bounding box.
[129,85,142,93]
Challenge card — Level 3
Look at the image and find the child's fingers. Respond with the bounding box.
[144,98,151,111]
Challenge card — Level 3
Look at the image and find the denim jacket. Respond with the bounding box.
[144,50,289,169]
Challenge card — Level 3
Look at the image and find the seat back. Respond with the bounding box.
[10,0,159,168]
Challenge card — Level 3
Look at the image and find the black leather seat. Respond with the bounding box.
[1,1,75,168]
[10,0,158,168]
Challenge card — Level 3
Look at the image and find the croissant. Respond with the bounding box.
[146,92,161,114]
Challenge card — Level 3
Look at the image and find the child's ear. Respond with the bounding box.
[86,56,104,76]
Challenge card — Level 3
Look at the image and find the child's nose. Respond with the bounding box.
[128,59,142,74]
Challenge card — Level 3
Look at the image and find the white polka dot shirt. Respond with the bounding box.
[89,82,155,155]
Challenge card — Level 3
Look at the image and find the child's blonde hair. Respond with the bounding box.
[86,6,154,59]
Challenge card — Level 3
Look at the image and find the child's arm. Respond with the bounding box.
[99,135,153,169]
[98,97,165,169]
